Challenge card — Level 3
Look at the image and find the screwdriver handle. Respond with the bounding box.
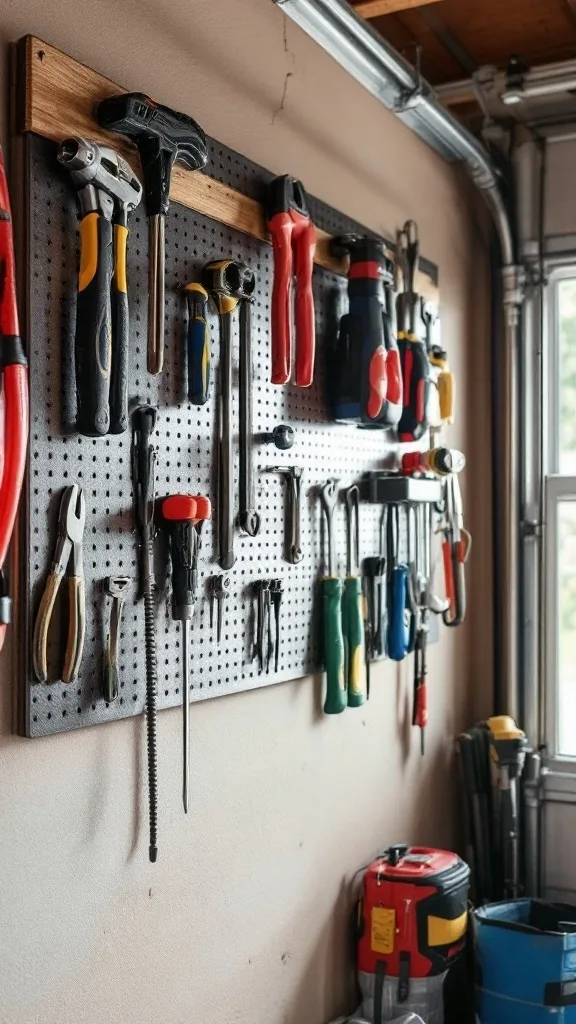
[343,575,366,707]
[397,334,430,443]
[442,533,470,627]
[437,368,454,423]
[322,576,346,714]
[109,222,129,434]
[185,283,210,405]
[162,495,212,620]
[430,347,454,425]
[387,565,410,662]
[414,677,428,729]
[75,211,113,436]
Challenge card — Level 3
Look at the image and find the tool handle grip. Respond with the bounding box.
[269,214,293,385]
[443,536,468,627]
[109,224,129,434]
[322,577,346,714]
[438,368,454,424]
[397,336,430,442]
[0,364,28,570]
[343,576,366,707]
[187,304,210,405]
[104,663,119,703]
[387,566,410,661]
[75,212,113,436]
[32,568,63,683]
[63,575,85,683]
[293,219,316,387]
[413,678,428,728]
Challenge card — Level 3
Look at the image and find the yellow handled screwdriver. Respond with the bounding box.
[343,485,366,707]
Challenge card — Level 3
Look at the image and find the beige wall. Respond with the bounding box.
[0,2,492,1022]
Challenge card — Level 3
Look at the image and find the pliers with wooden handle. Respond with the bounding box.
[33,484,86,683]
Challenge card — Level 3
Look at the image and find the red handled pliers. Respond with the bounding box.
[0,148,29,650]
[267,175,316,387]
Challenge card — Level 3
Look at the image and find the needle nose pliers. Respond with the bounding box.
[32,484,86,683]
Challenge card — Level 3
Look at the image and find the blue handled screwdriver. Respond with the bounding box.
[185,282,210,405]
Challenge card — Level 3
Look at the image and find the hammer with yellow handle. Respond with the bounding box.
[57,138,142,436]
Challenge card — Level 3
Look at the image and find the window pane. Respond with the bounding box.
[559,279,576,474]
[557,500,576,755]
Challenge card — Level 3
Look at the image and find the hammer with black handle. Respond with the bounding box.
[58,137,142,436]
[97,93,208,376]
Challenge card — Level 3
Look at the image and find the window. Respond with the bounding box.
[546,272,576,758]
[557,279,576,474]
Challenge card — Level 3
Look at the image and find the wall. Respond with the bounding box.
[0,1,492,1022]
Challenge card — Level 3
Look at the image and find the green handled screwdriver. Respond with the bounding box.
[343,485,366,707]
[185,282,210,405]
[320,480,346,714]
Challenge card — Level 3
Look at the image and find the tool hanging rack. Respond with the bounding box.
[11,37,440,739]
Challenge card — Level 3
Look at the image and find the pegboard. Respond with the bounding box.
[17,133,439,738]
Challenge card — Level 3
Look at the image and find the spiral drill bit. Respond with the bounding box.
[131,405,159,862]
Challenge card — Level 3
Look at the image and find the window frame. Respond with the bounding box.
[544,266,576,766]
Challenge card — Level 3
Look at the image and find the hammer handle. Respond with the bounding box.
[75,212,113,436]
[109,223,129,434]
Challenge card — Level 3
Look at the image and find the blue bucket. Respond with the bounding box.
[475,900,576,1022]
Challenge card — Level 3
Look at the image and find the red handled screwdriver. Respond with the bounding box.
[162,494,211,813]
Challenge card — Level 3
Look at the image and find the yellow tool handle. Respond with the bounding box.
[62,575,85,684]
[109,223,130,434]
[438,368,454,424]
[76,211,113,436]
[32,569,64,683]
[343,575,366,706]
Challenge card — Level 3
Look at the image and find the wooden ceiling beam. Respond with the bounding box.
[354,0,443,19]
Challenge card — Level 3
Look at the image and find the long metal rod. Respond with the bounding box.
[182,619,191,814]
[148,214,165,375]
[238,300,260,536]
[218,312,235,570]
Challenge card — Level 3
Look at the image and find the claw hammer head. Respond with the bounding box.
[97,93,208,216]
[57,137,142,217]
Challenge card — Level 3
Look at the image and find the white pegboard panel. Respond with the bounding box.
[19,134,439,738]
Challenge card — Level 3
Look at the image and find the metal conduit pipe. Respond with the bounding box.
[274,0,523,714]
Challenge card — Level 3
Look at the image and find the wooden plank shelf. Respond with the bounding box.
[14,35,438,299]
